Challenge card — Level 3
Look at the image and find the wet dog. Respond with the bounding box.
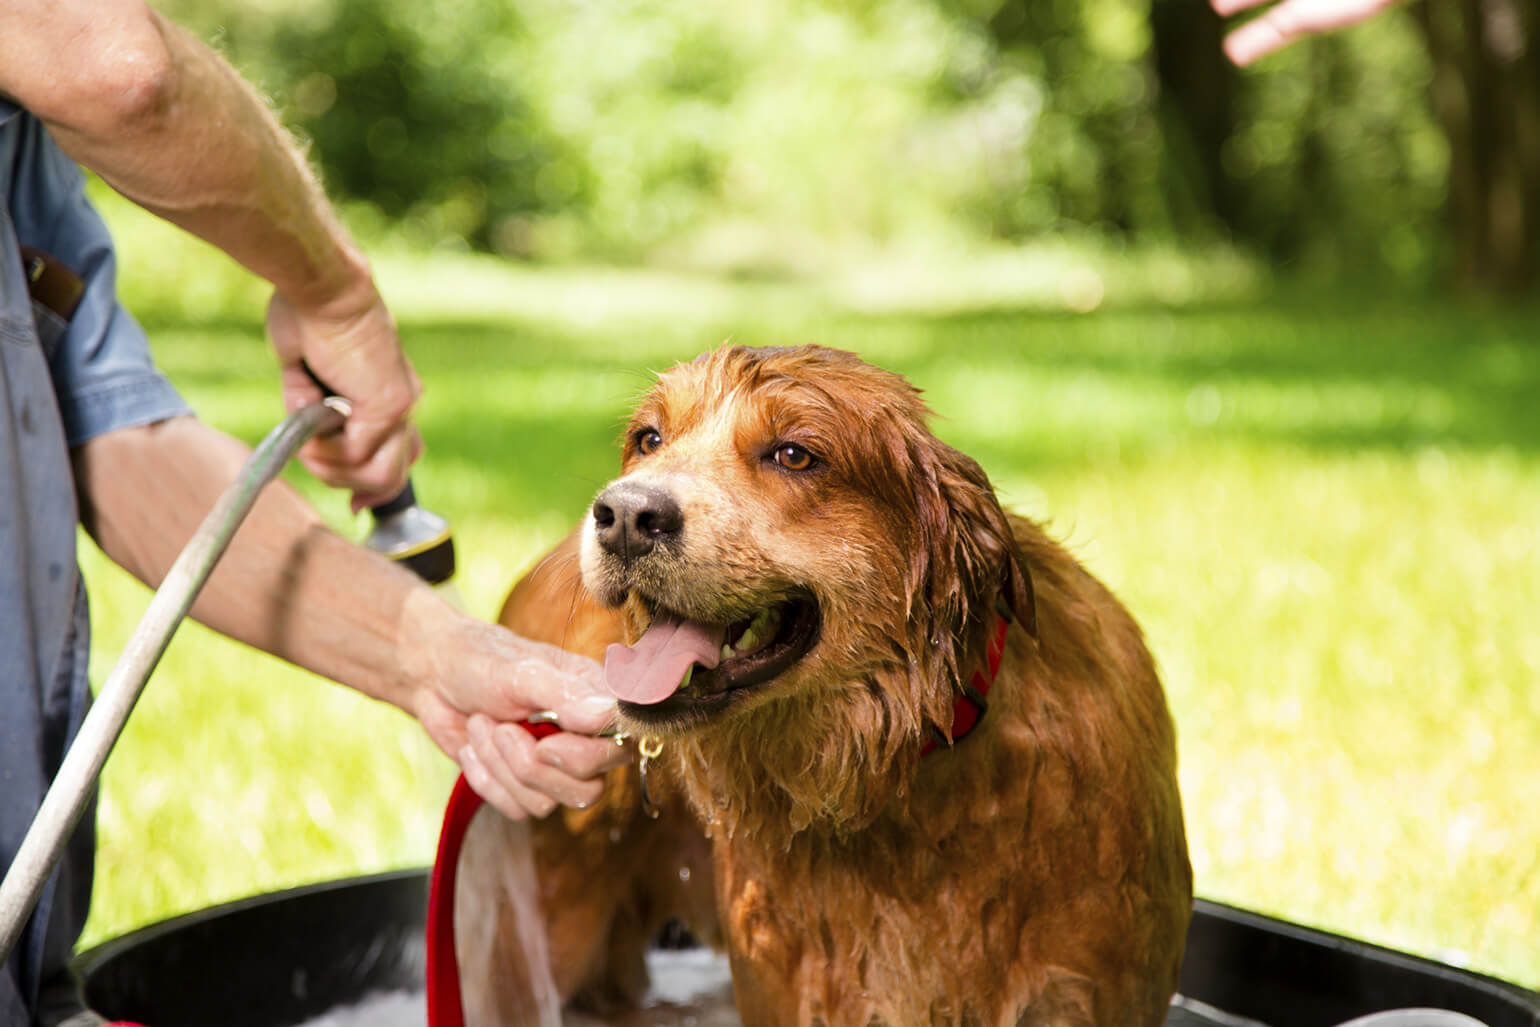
[457,344,1191,1025]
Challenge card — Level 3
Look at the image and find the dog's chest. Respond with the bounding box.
[709,827,1014,1020]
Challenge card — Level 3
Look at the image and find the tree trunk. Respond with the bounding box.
[1415,0,1540,295]
[1149,0,1243,238]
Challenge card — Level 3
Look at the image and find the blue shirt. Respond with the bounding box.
[1,97,191,1022]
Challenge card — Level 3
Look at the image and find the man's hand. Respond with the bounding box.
[267,277,423,512]
[1212,0,1403,65]
[405,597,635,820]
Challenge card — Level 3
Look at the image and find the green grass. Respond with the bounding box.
[75,211,1540,991]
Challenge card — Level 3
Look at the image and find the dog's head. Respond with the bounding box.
[582,345,1033,767]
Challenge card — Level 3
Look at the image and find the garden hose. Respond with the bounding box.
[0,397,350,964]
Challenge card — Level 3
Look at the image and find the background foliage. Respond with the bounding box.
[156,0,1464,284]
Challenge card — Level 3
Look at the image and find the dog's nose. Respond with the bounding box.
[592,482,683,561]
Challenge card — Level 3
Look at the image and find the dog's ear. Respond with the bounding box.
[908,435,1038,665]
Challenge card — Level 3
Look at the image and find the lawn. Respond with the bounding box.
[74,210,1540,991]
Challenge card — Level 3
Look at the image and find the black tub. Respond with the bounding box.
[77,872,1540,1026]
[77,871,428,1027]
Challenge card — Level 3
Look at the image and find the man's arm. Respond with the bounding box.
[0,0,417,508]
[72,416,634,820]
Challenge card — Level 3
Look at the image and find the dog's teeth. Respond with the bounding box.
[729,608,781,654]
[679,665,693,690]
[721,644,734,661]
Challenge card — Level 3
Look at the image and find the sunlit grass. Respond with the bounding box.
[77,207,1540,991]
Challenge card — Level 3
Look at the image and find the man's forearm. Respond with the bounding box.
[71,416,446,714]
[73,418,632,821]
[2,1,368,314]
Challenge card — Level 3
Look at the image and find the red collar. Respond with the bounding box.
[920,609,1011,757]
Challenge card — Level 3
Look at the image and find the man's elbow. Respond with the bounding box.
[38,8,179,138]
[99,38,179,135]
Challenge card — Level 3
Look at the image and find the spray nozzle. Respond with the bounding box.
[301,363,458,588]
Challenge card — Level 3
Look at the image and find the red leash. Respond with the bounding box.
[426,718,558,1026]
[425,773,483,1027]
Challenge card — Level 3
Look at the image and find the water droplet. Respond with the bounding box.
[678,866,692,883]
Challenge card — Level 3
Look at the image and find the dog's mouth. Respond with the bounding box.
[605,594,821,726]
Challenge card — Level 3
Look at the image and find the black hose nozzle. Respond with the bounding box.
[301,363,457,587]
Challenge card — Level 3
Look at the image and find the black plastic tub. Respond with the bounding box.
[76,871,1540,1026]
[1178,901,1540,1026]
[77,870,428,1027]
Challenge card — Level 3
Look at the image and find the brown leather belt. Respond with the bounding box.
[19,245,84,322]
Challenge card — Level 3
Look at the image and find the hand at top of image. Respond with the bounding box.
[1212,0,1404,65]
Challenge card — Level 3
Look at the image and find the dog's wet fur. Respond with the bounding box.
[457,344,1191,1026]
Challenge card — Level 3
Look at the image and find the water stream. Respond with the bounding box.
[504,815,564,1027]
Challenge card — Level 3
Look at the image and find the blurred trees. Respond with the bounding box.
[1147,0,1451,283]
[157,0,576,250]
[153,0,1531,294]
[1414,0,1539,294]
[264,2,568,250]
[1148,0,1241,239]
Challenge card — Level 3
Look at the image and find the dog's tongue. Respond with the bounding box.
[604,615,725,704]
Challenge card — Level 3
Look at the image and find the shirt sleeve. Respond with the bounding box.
[7,112,191,447]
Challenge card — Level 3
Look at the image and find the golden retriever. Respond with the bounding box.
[456,344,1192,1026]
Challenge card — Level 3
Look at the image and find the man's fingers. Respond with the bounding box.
[435,621,614,731]
[459,741,537,821]
[461,715,610,819]
[318,381,420,469]
[1210,0,1273,16]
[426,703,558,821]
[495,645,616,734]
[489,723,609,809]
[295,393,419,473]
[1218,0,1402,66]
[297,422,420,508]
[535,732,636,781]
[280,361,326,414]
[1223,15,1294,65]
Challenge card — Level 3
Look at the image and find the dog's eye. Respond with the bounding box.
[773,444,816,472]
[636,429,664,455]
